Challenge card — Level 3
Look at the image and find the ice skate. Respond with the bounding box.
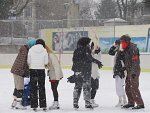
[115,101,123,107]
[49,101,60,110]
[33,108,38,112]
[15,98,27,110]
[11,99,17,108]
[122,104,134,109]
[43,107,47,112]
[85,100,93,109]
[73,102,79,109]
[90,99,99,108]
[122,95,127,106]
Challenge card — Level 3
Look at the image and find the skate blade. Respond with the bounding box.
[49,107,60,110]
[15,107,27,110]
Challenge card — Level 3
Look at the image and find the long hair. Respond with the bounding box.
[45,45,53,54]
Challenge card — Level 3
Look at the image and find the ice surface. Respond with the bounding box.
[0,69,149,113]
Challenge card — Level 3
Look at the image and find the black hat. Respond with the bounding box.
[36,39,45,48]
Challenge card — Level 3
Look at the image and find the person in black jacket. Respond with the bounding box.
[72,37,103,109]
[109,39,127,107]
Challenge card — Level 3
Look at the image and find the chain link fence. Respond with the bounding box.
[0,19,148,54]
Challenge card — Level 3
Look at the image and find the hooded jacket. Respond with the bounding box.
[27,44,48,69]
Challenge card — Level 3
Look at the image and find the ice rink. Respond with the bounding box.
[0,69,150,113]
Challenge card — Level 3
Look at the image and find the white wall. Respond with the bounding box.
[0,53,150,69]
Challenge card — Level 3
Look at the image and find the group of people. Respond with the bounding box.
[11,38,63,111]
[10,34,144,111]
[109,35,145,109]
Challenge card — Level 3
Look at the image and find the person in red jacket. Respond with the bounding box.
[120,35,144,109]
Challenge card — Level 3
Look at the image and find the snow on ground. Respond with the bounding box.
[0,69,150,113]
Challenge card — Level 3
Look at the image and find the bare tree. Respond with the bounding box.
[116,0,138,20]
[95,0,117,19]
[0,0,30,19]
[79,0,95,19]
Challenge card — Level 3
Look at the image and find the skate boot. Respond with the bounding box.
[90,99,99,108]
[43,107,47,111]
[49,101,60,110]
[132,105,145,109]
[33,108,38,112]
[73,102,79,109]
[85,100,93,109]
[115,100,123,107]
[15,98,26,110]
[122,104,134,109]
[11,99,17,108]
[122,95,127,106]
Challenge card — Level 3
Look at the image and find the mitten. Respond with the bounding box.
[97,61,103,69]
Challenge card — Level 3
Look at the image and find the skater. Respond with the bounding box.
[45,45,63,110]
[28,39,48,111]
[11,38,36,109]
[90,46,101,108]
[72,37,103,109]
[120,35,145,109]
[109,39,127,107]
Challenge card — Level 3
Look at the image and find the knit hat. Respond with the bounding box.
[120,35,131,42]
[26,38,36,48]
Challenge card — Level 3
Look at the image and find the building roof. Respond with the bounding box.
[104,18,128,23]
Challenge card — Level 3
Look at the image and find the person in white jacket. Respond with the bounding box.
[27,39,48,111]
[45,45,63,110]
[91,46,101,107]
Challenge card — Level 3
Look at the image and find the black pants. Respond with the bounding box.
[30,69,47,108]
[50,80,59,101]
[91,78,99,99]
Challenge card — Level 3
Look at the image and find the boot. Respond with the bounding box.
[122,95,127,105]
[85,100,93,109]
[115,96,123,107]
[15,98,27,110]
[43,107,47,111]
[73,103,79,109]
[132,105,145,109]
[33,108,38,112]
[73,99,79,109]
[90,99,99,108]
[122,104,134,108]
[11,98,17,108]
[49,101,60,110]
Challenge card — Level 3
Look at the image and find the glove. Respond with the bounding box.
[113,74,116,78]
[97,61,103,69]
[121,67,126,71]
[132,74,136,79]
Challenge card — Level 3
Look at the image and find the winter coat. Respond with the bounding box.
[91,52,101,79]
[47,53,63,80]
[123,43,140,76]
[11,45,29,77]
[109,45,126,79]
[27,44,48,69]
[72,46,100,79]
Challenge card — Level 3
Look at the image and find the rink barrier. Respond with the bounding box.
[0,65,150,72]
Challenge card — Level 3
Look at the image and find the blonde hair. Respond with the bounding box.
[45,45,53,54]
